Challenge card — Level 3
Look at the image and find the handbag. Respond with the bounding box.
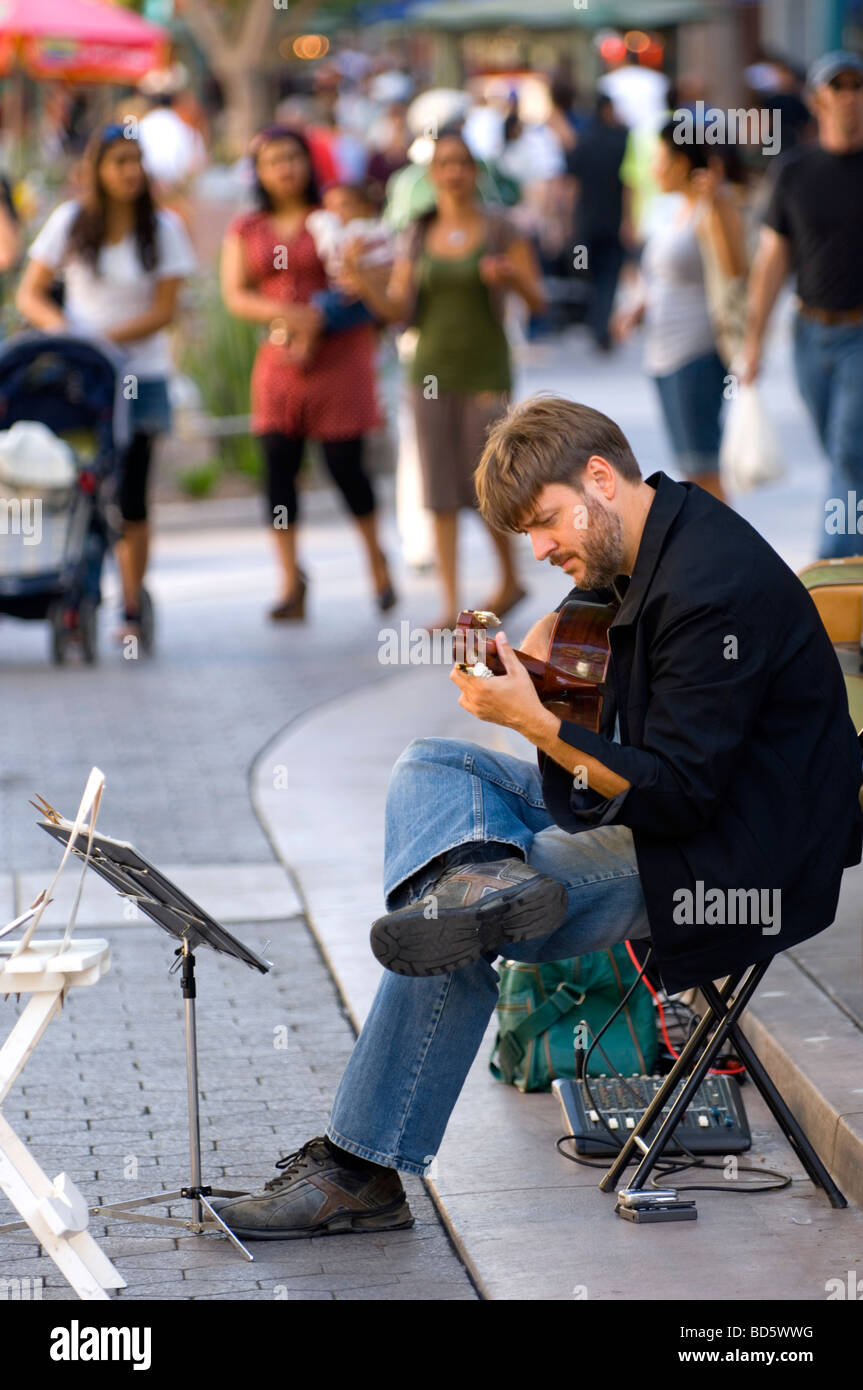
[489,944,658,1093]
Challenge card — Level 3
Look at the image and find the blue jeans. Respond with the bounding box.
[325,738,650,1175]
[792,312,863,559]
[653,349,727,477]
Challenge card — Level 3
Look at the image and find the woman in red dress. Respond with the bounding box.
[221,125,394,619]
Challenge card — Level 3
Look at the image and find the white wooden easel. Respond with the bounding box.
[0,767,125,1299]
[0,939,125,1299]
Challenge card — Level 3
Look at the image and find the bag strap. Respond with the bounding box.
[693,204,747,367]
[491,980,586,1083]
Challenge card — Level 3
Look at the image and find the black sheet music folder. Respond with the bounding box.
[39,819,271,974]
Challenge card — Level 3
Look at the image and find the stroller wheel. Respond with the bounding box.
[138,586,155,655]
[48,602,69,665]
[79,598,98,665]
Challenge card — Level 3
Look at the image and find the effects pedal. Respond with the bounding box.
[615,1186,698,1223]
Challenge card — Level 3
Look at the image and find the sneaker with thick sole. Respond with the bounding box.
[209,1137,413,1240]
[370,856,568,976]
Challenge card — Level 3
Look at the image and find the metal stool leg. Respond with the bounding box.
[615,967,765,1194]
[599,972,741,1192]
[701,982,847,1208]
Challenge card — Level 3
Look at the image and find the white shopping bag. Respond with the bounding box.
[719,384,784,493]
[394,331,435,571]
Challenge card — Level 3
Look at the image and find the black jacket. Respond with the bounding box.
[540,472,863,994]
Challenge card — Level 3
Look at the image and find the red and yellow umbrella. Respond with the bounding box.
[0,0,169,84]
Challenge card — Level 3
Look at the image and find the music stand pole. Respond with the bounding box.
[88,939,254,1261]
[181,941,204,1229]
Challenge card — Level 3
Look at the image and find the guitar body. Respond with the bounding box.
[456,597,617,733]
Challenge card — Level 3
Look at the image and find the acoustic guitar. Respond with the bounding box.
[455,597,617,732]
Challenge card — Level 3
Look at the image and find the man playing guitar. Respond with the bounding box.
[214,395,863,1241]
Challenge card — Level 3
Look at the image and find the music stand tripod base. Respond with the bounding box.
[90,1190,254,1258]
[86,937,255,1261]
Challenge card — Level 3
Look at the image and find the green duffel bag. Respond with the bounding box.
[489,945,657,1092]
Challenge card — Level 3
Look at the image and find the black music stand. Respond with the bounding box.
[38,809,272,1262]
[599,959,847,1221]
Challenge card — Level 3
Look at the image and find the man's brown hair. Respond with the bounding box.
[475,395,641,533]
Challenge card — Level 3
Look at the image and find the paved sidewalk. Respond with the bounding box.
[0,911,476,1300]
[0,473,477,1300]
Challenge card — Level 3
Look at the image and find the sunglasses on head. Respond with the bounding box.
[828,74,863,91]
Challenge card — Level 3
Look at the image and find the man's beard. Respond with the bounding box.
[551,492,626,590]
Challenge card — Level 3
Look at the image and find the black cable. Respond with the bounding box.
[647,1156,791,1195]
[555,1131,693,1176]
[579,945,656,1151]
[554,1134,791,1192]
[656,994,744,1078]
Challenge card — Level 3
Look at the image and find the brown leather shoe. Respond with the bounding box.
[210,1138,413,1240]
[370,857,567,976]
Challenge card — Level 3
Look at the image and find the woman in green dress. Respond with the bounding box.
[342,132,545,628]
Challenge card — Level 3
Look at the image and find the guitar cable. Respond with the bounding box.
[623,940,745,1079]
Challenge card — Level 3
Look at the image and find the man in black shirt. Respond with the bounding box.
[742,50,863,558]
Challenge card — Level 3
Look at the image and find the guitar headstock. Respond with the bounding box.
[456,609,501,630]
[453,611,499,669]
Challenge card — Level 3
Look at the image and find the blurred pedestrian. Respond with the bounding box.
[365,102,411,207]
[768,55,816,153]
[745,52,815,154]
[546,77,590,149]
[600,52,669,133]
[16,124,196,642]
[567,94,632,351]
[614,122,747,501]
[340,131,546,627]
[741,51,863,559]
[220,126,395,621]
[137,70,206,194]
[274,97,339,189]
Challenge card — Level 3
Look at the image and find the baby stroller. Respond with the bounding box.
[0,333,153,664]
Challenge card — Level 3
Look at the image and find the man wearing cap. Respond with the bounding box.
[741,51,863,558]
[137,67,206,197]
